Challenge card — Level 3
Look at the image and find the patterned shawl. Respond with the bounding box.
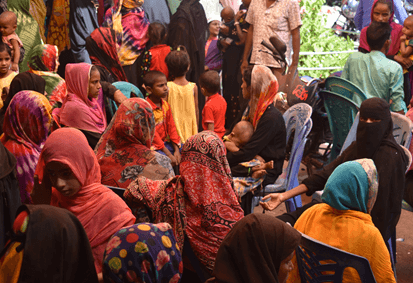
[28,44,67,109]
[55,63,107,133]
[86,27,128,82]
[29,0,46,42]
[95,98,174,188]
[125,131,244,273]
[0,91,52,204]
[103,0,149,66]
[243,65,279,129]
[8,0,42,73]
[34,128,136,273]
[322,159,379,214]
[103,223,183,283]
[46,0,70,54]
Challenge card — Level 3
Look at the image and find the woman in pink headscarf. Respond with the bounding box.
[53,63,107,148]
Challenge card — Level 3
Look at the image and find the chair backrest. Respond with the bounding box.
[296,233,377,283]
[325,76,367,106]
[319,90,359,162]
[282,103,313,212]
[341,112,413,155]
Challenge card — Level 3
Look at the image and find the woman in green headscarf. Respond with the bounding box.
[7,0,43,73]
[286,159,396,283]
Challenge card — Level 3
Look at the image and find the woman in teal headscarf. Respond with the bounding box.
[7,0,42,73]
[286,159,396,283]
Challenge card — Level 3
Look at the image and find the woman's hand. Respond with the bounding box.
[394,54,413,69]
[235,10,245,22]
[260,193,284,211]
[31,174,53,205]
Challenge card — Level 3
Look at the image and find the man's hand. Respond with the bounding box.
[260,193,284,211]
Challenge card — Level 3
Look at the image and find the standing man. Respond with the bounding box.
[241,0,302,78]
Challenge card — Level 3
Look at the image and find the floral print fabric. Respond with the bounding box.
[103,222,183,283]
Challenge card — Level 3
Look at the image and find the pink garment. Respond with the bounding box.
[2,33,23,49]
[358,0,403,56]
[54,63,107,133]
[35,128,136,273]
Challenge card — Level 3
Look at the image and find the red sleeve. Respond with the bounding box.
[152,131,165,150]
[203,103,214,124]
[166,103,181,146]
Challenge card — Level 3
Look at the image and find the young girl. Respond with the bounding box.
[165,46,199,143]
[0,42,17,109]
[141,22,171,79]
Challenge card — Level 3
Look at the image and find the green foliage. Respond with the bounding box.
[299,0,355,78]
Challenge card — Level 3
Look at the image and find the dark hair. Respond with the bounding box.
[0,41,11,57]
[366,21,392,51]
[243,65,254,87]
[147,22,167,45]
[143,70,166,87]
[90,65,99,74]
[165,46,190,78]
[199,70,220,94]
[373,0,393,13]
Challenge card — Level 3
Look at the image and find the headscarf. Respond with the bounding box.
[7,0,42,72]
[125,131,244,273]
[45,0,70,54]
[55,63,107,133]
[0,72,46,135]
[1,91,52,204]
[95,98,174,188]
[0,204,98,283]
[243,65,279,129]
[27,44,67,108]
[86,27,128,82]
[322,159,379,214]
[103,223,183,283]
[358,0,402,56]
[211,214,301,283]
[34,128,136,272]
[103,0,149,66]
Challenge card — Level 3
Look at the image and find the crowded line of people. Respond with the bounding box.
[0,0,411,282]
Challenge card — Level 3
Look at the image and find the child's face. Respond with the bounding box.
[228,125,247,148]
[0,19,15,36]
[372,3,391,23]
[88,69,101,99]
[403,19,413,39]
[46,161,81,198]
[148,76,168,99]
[221,11,234,23]
[0,50,11,75]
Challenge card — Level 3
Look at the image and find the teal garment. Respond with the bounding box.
[322,159,378,214]
[167,0,181,14]
[341,51,407,113]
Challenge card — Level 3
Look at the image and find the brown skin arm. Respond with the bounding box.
[241,24,254,73]
[207,122,214,132]
[162,146,178,166]
[260,184,309,211]
[113,90,128,106]
[10,39,20,71]
[399,36,413,58]
[172,142,181,164]
[31,175,52,205]
[224,140,240,152]
[289,27,301,73]
[393,54,413,69]
[235,10,247,45]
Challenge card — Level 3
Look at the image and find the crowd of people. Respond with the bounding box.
[0,0,411,282]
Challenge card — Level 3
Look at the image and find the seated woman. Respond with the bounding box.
[0,204,98,283]
[31,128,136,273]
[0,72,46,135]
[27,44,67,109]
[208,214,301,283]
[124,131,244,275]
[227,65,286,214]
[102,222,182,283]
[1,91,52,204]
[53,63,107,148]
[286,159,396,283]
[95,98,174,189]
[262,98,409,243]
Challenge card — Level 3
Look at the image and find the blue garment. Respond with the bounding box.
[354,0,407,30]
[142,0,171,24]
[156,142,182,156]
[341,51,407,112]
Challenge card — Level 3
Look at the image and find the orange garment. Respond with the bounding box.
[286,203,396,283]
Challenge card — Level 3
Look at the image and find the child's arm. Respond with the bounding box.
[400,35,413,58]
[206,122,214,132]
[194,85,199,127]
[224,140,240,152]
[10,39,20,72]
[172,142,181,164]
[162,146,178,166]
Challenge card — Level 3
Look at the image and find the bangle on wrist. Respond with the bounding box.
[234,22,240,26]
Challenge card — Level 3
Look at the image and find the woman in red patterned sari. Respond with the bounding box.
[125,131,244,274]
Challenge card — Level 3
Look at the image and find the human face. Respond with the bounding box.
[228,127,243,148]
[0,19,15,36]
[46,161,81,198]
[149,76,168,99]
[241,77,251,100]
[209,20,221,37]
[0,50,11,75]
[88,69,101,99]
[360,117,381,123]
[403,19,413,39]
[278,252,295,283]
[372,3,391,23]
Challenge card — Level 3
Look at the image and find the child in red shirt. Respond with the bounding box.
[143,71,181,166]
[200,70,227,139]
